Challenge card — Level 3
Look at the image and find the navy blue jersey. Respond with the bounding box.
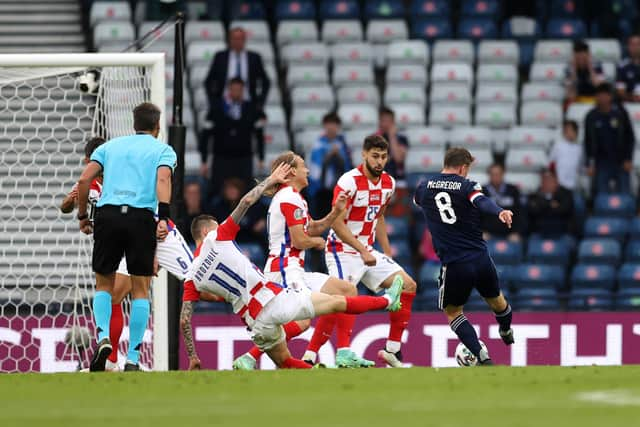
[414,173,488,264]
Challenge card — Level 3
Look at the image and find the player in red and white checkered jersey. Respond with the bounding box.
[304,134,417,368]
[186,162,403,369]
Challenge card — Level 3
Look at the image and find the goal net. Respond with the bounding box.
[0,54,168,372]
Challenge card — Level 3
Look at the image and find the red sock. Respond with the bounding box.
[248,346,262,360]
[307,314,337,353]
[388,292,416,342]
[247,321,305,360]
[336,314,356,348]
[281,357,312,369]
[345,295,388,314]
[108,303,123,363]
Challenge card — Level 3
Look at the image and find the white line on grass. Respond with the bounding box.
[575,390,640,406]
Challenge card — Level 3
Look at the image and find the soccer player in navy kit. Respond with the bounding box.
[414,148,515,365]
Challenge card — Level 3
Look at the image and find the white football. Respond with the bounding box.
[455,340,487,367]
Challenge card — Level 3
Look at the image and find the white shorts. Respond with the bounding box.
[264,266,329,292]
[116,227,193,280]
[325,249,403,293]
[250,288,316,351]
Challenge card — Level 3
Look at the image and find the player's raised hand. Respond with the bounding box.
[334,191,350,212]
[499,210,514,229]
[269,162,291,185]
[361,250,377,266]
[79,218,92,234]
[156,219,168,241]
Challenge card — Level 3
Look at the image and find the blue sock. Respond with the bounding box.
[92,291,112,342]
[127,299,150,365]
[450,314,482,358]
[495,304,512,332]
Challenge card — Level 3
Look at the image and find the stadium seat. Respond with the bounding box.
[511,264,566,290]
[513,288,561,311]
[365,0,405,19]
[432,40,474,63]
[337,85,380,106]
[139,21,175,42]
[386,40,430,66]
[527,236,571,265]
[276,21,318,46]
[507,126,555,149]
[548,0,584,17]
[93,22,135,46]
[565,102,593,126]
[429,105,472,127]
[457,18,498,41]
[521,82,565,102]
[388,103,426,127]
[290,107,328,131]
[384,84,426,106]
[477,40,519,64]
[583,217,630,241]
[332,64,375,87]
[386,64,428,86]
[419,262,441,290]
[410,0,450,17]
[291,85,335,109]
[568,288,614,311]
[616,289,640,310]
[461,0,499,17]
[520,101,563,127]
[337,104,378,129]
[405,126,448,148]
[385,216,410,239]
[571,264,617,291]
[448,126,493,148]
[475,83,518,104]
[405,147,445,173]
[587,39,622,63]
[344,129,373,151]
[487,239,523,265]
[529,62,566,83]
[331,42,374,65]
[410,18,452,42]
[505,147,548,172]
[286,65,329,88]
[431,63,473,86]
[263,126,291,152]
[594,194,636,218]
[320,0,360,20]
[546,18,586,39]
[501,17,541,39]
[185,21,225,44]
[617,263,640,290]
[186,41,225,66]
[504,172,541,194]
[281,43,329,67]
[624,241,640,262]
[229,1,266,20]
[475,103,517,128]
[275,0,316,20]
[534,40,572,62]
[266,87,283,106]
[476,64,518,84]
[90,1,131,26]
[321,20,364,43]
[366,20,409,43]
[431,84,472,105]
[295,129,322,153]
[264,105,287,128]
[577,238,622,264]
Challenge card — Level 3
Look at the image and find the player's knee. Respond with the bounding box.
[339,280,357,296]
[402,275,417,293]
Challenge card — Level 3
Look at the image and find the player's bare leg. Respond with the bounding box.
[445,304,492,365]
[123,275,151,371]
[484,293,514,345]
[90,272,115,372]
[376,271,417,368]
[104,273,132,371]
[266,340,313,369]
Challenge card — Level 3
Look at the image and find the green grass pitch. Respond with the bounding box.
[2,366,640,427]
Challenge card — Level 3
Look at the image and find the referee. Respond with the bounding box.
[77,102,177,372]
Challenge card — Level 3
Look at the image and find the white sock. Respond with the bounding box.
[385,340,401,354]
[383,294,393,307]
[336,347,351,353]
[302,350,317,363]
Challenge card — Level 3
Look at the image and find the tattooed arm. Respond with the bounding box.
[180,301,200,370]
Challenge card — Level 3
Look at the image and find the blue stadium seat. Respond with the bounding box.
[577,238,621,265]
[387,240,411,266]
[630,218,640,239]
[419,262,441,290]
[511,264,565,290]
[570,264,616,290]
[384,217,410,239]
[494,264,513,287]
[487,239,522,265]
[407,172,428,190]
[545,18,586,38]
[548,0,584,18]
[617,263,640,290]
[568,288,613,311]
[457,18,497,40]
[276,0,316,20]
[594,193,636,218]
[573,192,587,231]
[365,0,405,19]
[624,241,640,262]
[319,0,360,20]
[461,0,499,18]
[204,0,224,20]
[229,1,266,20]
[616,289,640,310]
[237,243,266,267]
[410,0,449,17]
[410,18,452,41]
[527,236,570,265]
[513,288,561,311]
[583,217,629,241]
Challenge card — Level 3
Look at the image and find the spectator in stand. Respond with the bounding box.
[183,180,203,246]
[584,82,635,194]
[208,177,267,247]
[199,78,263,195]
[616,34,640,102]
[549,120,583,191]
[528,169,574,237]
[377,106,409,185]
[482,163,523,242]
[307,112,352,218]
[565,40,605,104]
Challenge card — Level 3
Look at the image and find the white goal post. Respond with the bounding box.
[0,53,170,372]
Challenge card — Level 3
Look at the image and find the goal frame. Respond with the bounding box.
[0,52,169,371]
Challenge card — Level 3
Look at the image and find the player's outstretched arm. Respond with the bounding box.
[230,162,291,224]
[307,191,349,236]
[473,195,514,229]
[331,210,377,266]
[180,301,201,370]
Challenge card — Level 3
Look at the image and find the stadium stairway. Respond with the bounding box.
[0,0,85,53]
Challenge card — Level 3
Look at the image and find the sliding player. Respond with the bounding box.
[413,147,515,366]
[186,162,403,369]
[303,135,417,368]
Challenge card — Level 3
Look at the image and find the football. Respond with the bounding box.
[455,340,487,367]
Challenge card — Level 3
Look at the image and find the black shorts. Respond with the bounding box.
[92,205,157,276]
[438,252,501,310]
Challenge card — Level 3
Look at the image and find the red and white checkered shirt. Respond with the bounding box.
[326,165,395,254]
